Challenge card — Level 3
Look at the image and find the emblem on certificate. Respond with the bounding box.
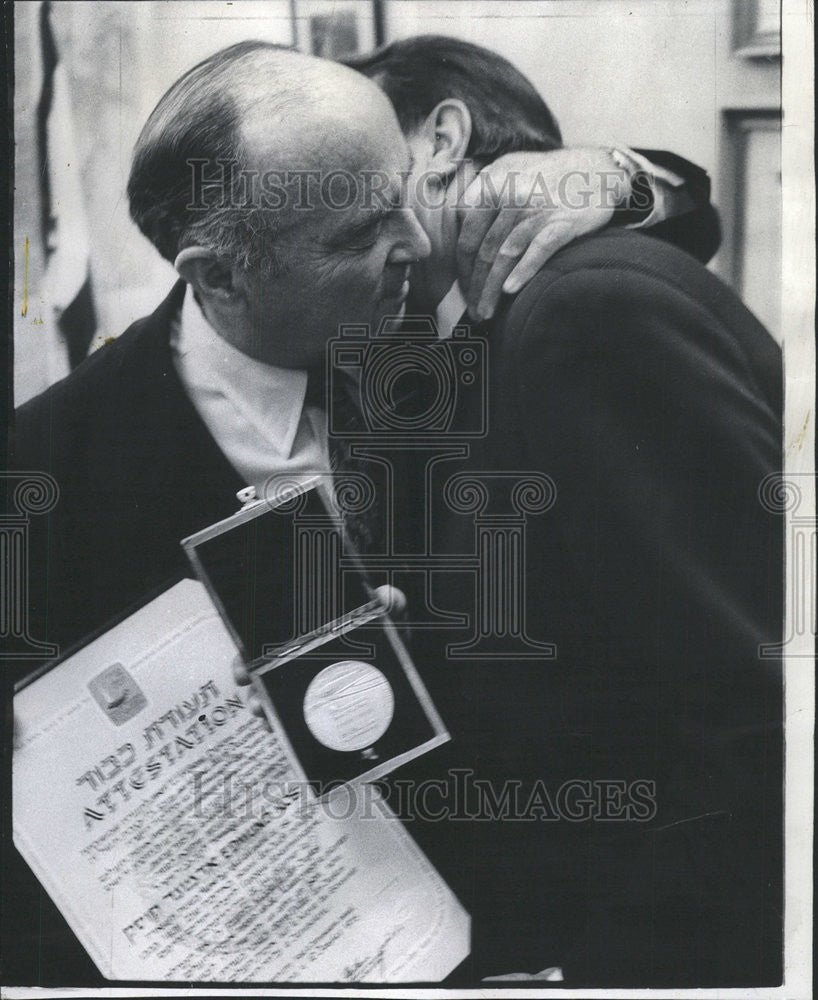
[182,475,448,793]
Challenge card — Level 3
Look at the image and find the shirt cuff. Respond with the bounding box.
[611,147,688,229]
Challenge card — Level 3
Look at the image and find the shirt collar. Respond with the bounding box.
[174,287,308,460]
[435,282,468,340]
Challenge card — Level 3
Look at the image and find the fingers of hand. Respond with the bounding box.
[246,691,269,726]
[464,210,523,317]
[483,967,564,983]
[456,206,497,295]
[503,209,610,294]
[474,216,542,318]
[231,654,270,729]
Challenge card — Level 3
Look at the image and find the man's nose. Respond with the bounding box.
[392,208,431,261]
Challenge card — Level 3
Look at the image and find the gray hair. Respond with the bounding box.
[128,41,301,275]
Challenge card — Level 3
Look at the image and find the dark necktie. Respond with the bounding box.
[305,366,383,558]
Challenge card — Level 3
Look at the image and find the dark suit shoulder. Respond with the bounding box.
[12,283,185,472]
[504,228,766,336]
[497,229,780,408]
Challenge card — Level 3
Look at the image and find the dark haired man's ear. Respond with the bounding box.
[424,98,472,186]
[174,247,239,302]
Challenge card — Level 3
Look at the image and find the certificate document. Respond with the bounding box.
[12,579,469,982]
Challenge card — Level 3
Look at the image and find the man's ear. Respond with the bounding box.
[423,99,472,182]
[174,247,239,303]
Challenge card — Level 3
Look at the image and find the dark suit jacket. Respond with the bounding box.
[618,148,721,263]
[13,281,247,661]
[389,227,783,987]
[6,283,250,985]
[402,148,721,322]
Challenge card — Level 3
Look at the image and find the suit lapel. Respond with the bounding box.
[96,281,246,542]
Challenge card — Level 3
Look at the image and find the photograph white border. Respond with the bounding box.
[4,0,813,997]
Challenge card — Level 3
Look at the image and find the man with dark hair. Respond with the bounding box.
[346,34,721,316]
[346,34,564,162]
[337,34,783,988]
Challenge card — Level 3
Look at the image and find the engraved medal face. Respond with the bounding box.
[303,660,394,752]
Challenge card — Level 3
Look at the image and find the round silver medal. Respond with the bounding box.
[303,660,394,752]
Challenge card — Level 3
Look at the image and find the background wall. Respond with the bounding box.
[13,0,781,404]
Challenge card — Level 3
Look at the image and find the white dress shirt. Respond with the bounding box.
[435,282,469,340]
[171,287,329,496]
[613,147,686,226]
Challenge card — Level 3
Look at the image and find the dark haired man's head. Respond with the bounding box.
[345,35,562,308]
[128,41,429,368]
[344,34,562,166]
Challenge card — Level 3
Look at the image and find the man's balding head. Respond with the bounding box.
[127,41,393,273]
[128,41,429,368]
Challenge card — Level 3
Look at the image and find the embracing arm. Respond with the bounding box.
[456,147,720,319]
[626,147,721,263]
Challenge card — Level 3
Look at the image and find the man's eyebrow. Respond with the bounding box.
[328,202,392,247]
[325,161,412,247]
[382,175,406,209]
